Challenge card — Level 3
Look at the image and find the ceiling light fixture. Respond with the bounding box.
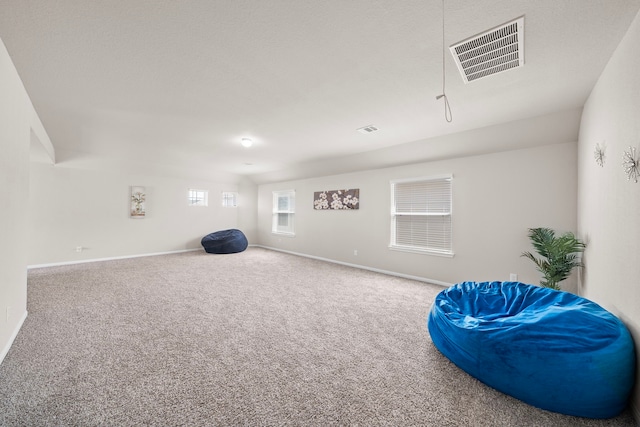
[435,0,453,123]
[241,138,253,148]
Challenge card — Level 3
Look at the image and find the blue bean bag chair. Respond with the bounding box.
[428,281,635,419]
[201,229,248,254]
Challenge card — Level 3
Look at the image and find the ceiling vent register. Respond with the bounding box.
[450,16,524,83]
[357,125,379,134]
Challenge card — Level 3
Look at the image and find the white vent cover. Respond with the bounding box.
[357,125,379,134]
[450,16,524,84]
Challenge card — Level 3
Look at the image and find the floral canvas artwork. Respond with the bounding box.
[314,189,359,210]
[130,186,146,218]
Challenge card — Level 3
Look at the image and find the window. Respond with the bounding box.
[222,191,238,207]
[272,190,295,235]
[390,175,453,256]
[188,189,208,206]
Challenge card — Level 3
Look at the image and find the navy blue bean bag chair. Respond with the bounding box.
[428,281,635,419]
[201,229,248,254]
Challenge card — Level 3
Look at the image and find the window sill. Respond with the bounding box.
[272,231,295,237]
[389,245,454,258]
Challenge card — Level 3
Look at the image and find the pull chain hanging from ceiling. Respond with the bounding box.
[436,0,453,122]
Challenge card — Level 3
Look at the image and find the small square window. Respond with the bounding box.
[188,189,208,207]
[222,191,238,207]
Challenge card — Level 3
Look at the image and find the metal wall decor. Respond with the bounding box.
[594,142,605,167]
[622,146,640,183]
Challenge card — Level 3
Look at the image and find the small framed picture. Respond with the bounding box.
[130,186,146,218]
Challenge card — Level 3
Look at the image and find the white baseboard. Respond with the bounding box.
[254,245,451,287]
[27,248,202,269]
[0,310,28,366]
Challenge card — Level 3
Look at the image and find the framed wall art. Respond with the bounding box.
[130,186,146,218]
[313,189,359,210]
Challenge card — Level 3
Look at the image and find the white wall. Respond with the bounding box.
[0,39,49,362]
[578,8,640,419]
[238,176,258,244]
[28,159,244,266]
[258,139,577,288]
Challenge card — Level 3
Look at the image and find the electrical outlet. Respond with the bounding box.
[76,246,83,252]
[353,250,358,256]
[510,273,518,281]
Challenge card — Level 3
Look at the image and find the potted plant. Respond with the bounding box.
[521,227,586,290]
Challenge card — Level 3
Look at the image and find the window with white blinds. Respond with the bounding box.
[222,191,238,207]
[188,189,208,207]
[272,190,295,235]
[390,175,453,256]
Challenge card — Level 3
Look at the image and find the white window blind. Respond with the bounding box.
[188,189,208,207]
[390,175,453,256]
[222,191,238,207]
[272,190,295,235]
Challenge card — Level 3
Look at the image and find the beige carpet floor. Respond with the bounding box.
[0,247,635,426]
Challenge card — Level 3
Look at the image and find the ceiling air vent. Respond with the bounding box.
[450,16,524,84]
[356,125,379,134]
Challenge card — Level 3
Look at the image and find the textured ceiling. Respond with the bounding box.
[1,0,639,183]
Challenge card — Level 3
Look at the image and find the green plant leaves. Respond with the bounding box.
[521,227,586,290]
